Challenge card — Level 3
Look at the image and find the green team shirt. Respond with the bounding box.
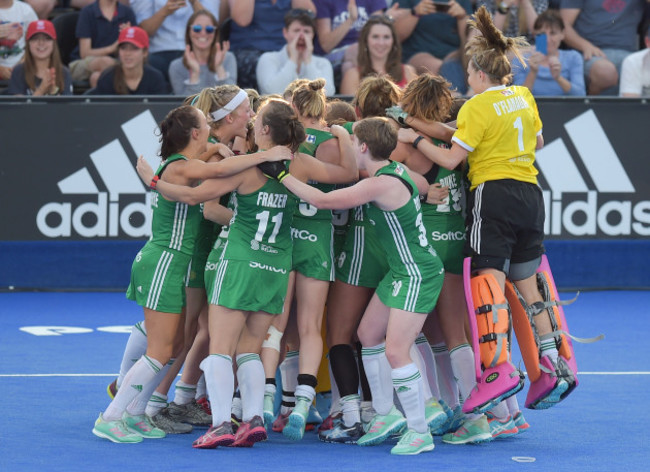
[222,173,297,269]
[149,154,202,256]
[295,127,335,222]
[366,161,442,288]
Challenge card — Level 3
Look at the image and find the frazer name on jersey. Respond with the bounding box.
[257,192,288,208]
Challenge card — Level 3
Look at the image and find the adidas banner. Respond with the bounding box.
[0,97,647,241]
[0,97,648,290]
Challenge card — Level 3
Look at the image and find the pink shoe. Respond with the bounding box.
[231,416,267,447]
[272,412,290,432]
[192,421,235,449]
[462,361,524,414]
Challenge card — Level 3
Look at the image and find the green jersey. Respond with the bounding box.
[149,154,202,256]
[222,173,297,269]
[295,127,335,222]
[367,161,443,312]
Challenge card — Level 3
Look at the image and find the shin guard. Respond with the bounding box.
[507,255,601,409]
[462,258,524,414]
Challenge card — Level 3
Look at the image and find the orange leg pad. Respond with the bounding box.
[505,280,542,383]
[471,274,510,371]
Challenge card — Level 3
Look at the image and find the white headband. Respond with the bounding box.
[211,89,248,122]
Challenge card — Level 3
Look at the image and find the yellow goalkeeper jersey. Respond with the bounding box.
[452,85,542,190]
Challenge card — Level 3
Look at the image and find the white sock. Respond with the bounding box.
[450,344,481,421]
[415,334,442,401]
[196,374,206,400]
[327,355,341,415]
[410,341,435,401]
[279,351,299,414]
[540,339,559,362]
[145,390,168,417]
[432,343,459,409]
[104,355,161,421]
[117,321,147,389]
[200,354,234,426]
[361,343,394,416]
[392,363,427,434]
[340,394,361,427]
[174,381,197,406]
[489,401,510,419]
[295,384,316,403]
[506,394,521,415]
[236,353,265,421]
[127,358,173,416]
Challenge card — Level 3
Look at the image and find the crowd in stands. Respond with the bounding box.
[1,0,649,96]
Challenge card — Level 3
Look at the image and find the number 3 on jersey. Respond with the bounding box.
[255,210,283,243]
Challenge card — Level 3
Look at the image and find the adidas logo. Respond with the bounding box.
[35,111,161,238]
[131,384,143,392]
[536,110,647,237]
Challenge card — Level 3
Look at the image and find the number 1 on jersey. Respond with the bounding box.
[513,116,524,152]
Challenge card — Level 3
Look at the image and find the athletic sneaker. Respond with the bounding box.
[431,405,465,436]
[391,429,435,456]
[425,397,448,432]
[318,412,341,433]
[431,400,454,435]
[122,412,166,439]
[192,421,236,449]
[150,409,193,434]
[263,391,275,430]
[512,411,530,432]
[167,401,211,426]
[282,396,311,441]
[442,415,492,445]
[357,406,407,447]
[306,403,323,431]
[106,379,118,399]
[272,411,290,432]
[319,421,364,444]
[486,412,518,439]
[92,413,142,443]
[196,396,212,415]
[231,415,267,447]
[535,378,570,410]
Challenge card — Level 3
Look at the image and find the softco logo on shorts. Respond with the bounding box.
[536,110,650,237]
[36,111,160,238]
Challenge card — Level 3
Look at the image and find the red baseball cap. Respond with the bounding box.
[118,26,149,49]
[26,20,57,41]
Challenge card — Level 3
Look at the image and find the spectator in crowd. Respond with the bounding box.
[226,0,315,90]
[0,0,38,80]
[130,0,222,83]
[512,9,585,95]
[339,14,417,95]
[7,19,73,95]
[88,25,169,94]
[478,0,548,41]
[168,9,237,96]
[560,0,645,95]
[23,0,55,20]
[313,0,387,75]
[619,23,650,97]
[256,8,335,96]
[68,0,137,89]
[393,0,472,87]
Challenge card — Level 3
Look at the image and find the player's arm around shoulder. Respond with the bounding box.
[282,174,382,210]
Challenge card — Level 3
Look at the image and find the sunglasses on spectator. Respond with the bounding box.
[192,25,216,34]
[286,8,315,19]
